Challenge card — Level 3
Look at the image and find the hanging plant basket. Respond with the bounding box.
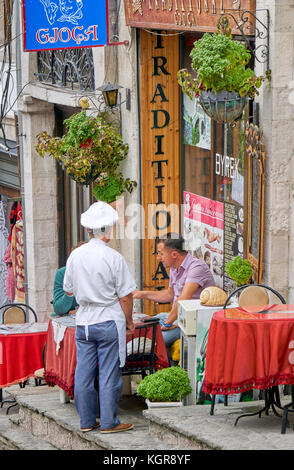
[177,18,267,125]
[199,91,248,124]
[35,111,136,195]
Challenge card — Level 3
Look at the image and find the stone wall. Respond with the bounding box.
[255,0,294,301]
[16,4,141,319]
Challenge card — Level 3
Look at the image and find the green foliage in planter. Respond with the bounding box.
[177,18,265,100]
[137,367,192,402]
[93,172,136,204]
[225,255,253,287]
[35,111,136,194]
[62,110,102,150]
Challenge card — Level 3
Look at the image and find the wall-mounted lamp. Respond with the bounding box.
[97,82,131,111]
[79,83,131,129]
[97,82,122,108]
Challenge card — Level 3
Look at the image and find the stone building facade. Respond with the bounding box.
[1,0,294,319]
[0,1,140,321]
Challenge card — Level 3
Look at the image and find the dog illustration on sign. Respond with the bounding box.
[40,0,83,25]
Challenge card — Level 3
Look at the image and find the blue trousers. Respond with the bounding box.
[74,321,122,429]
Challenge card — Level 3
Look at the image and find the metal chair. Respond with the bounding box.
[122,319,159,379]
[210,284,286,417]
[223,284,286,310]
[34,342,46,386]
[0,303,38,414]
[0,303,38,324]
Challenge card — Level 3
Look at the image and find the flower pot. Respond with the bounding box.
[199,90,248,124]
[145,399,183,409]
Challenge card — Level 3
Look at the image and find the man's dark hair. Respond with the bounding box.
[158,233,187,253]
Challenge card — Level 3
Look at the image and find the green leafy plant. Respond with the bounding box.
[35,111,136,196]
[177,18,265,100]
[225,255,253,287]
[137,367,192,402]
[93,172,136,204]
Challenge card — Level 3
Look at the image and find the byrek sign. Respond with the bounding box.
[22,0,110,51]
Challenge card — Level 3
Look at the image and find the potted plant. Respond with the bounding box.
[93,172,136,204]
[225,255,253,288]
[177,18,266,124]
[137,367,192,408]
[35,111,136,197]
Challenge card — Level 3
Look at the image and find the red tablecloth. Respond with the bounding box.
[0,330,47,388]
[202,306,294,395]
[44,319,169,397]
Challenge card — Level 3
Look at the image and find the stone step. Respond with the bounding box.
[143,408,214,450]
[142,398,294,451]
[8,389,185,451]
[0,415,57,450]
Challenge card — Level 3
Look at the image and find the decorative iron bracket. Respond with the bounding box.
[218,9,270,70]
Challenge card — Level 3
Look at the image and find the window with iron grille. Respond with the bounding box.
[37,48,95,91]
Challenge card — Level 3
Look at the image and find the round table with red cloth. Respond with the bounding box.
[0,328,48,388]
[44,318,169,398]
[202,305,294,396]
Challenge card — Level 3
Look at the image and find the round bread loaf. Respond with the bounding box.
[200,286,228,306]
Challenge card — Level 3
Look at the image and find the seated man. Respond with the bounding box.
[133,234,216,349]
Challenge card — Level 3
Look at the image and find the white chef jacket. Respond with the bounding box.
[63,238,137,367]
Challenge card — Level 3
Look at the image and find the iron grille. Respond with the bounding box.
[37,48,95,91]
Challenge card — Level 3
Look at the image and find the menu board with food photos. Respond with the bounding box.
[223,201,244,293]
[183,192,224,289]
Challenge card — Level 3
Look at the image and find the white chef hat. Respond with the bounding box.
[80,201,118,230]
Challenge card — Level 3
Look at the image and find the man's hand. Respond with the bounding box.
[161,324,178,331]
[132,290,144,299]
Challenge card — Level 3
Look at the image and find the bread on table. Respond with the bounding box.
[200,286,228,306]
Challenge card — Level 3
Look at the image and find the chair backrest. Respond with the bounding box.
[238,286,269,307]
[223,284,286,311]
[0,303,38,324]
[123,319,159,375]
[3,306,26,324]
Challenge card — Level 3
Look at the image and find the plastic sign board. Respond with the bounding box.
[22,0,109,51]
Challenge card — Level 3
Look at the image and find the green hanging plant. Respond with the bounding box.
[35,110,136,195]
[177,18,266,101]
[93,172,136,204]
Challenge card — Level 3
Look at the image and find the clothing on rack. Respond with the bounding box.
[11,219,25,303]
[4,243,15,302]
[0,201,9,306]
[8,202,22,242]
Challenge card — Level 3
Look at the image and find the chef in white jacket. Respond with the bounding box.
[63,201,136,433]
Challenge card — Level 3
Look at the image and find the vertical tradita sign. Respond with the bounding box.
[140,30,180,314]
[22,0,108,51]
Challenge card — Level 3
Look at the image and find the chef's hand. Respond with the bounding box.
[126,320,135,335]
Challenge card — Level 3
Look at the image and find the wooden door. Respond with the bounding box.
[139,30,181,314]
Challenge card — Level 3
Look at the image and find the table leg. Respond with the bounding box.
[59,389,70,404]
[0,388,2,403]
[234,387,294,433]
[210,395,216,415]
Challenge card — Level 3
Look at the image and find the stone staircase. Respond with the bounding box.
[2,385,294,450]
[0,386,201,450]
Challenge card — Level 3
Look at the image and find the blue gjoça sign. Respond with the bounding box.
[22,0,108,51]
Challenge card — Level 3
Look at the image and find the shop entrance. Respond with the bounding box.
[54,106,93,267]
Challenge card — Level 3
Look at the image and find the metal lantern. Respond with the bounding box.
[97,82,122,108]
[199,91,248,124]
